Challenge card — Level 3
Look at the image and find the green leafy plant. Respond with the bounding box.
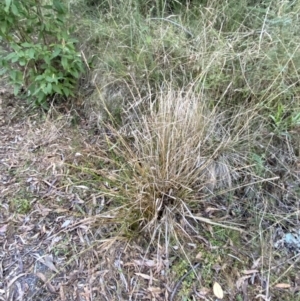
[0,0,84,108]
[269,103,300,133]
[12,198,31,214]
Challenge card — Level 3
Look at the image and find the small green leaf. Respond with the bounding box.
[44,56,51,65]
[146,35,152,44]
[5,0,12,13]
[5,52,17,60]
[21,42,33,48]
[53,0,67,14]
[17,50,25,57]
[72,69,79,78]
[11,3,19,15]
[44,83,52,94]
[32,86,42,96]
[52,84,62,94]
[0,23,7,35]
[36,92,46,106]
[35,75,45,81]
[41,101,49,110]
[67,38,79,44]
[45,76,56,83]
[11,56,19,63]
[42,5,53,9]
[62,86,70,97]
[13,85,20,96]
[56,16,65,24]
[61,56,68,70]
[19,59,26,66]
[51,47,61,59]
[28,84,37,95]
[27,48,35,59]
[10,70,17,81]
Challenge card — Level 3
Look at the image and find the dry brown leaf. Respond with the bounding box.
[36,272,47,283]
[274,283,291,289]
[54,208,69,213]
[147,287,162,293]
[0,224,7,234]
[61,219,72,228]
[34,254,59,273]
[43,255,59,273]
[205,207,221,213]
[212,264,222,272]
[7,273,26,289]
[207,224,214,237]
[236,276,251,290]
[15,281,24,300]
[197,287,210,295]
[242,269,259,275]
[213,282,224,299]
[83,286,91,301]
[133,259,156,267]
[251,257,261,269]
[196,252,202,260]
[255,293,271,300]
[35,203,52,216]
[36,273,56,293]
[36,272,56,293]
[59,285,66,301]
[242,279,249,301]
[135,273,157,281]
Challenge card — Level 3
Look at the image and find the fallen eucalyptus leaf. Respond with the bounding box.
[274,283,291,289]
[213,282,224,299]
[0,224,7,234]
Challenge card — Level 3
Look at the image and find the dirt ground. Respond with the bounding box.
[0,90,176,301]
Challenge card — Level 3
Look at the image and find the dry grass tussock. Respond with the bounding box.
[96,87,262,241]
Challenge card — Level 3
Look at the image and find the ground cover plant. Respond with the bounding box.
[1,0,300,300]
[0,0,84,108]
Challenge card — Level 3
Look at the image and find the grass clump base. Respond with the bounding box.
[93,86,260,242]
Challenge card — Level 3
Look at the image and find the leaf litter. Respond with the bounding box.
[0,96,170,301]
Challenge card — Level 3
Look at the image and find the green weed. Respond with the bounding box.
[0,0,84,108]
[12,198,31,214]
